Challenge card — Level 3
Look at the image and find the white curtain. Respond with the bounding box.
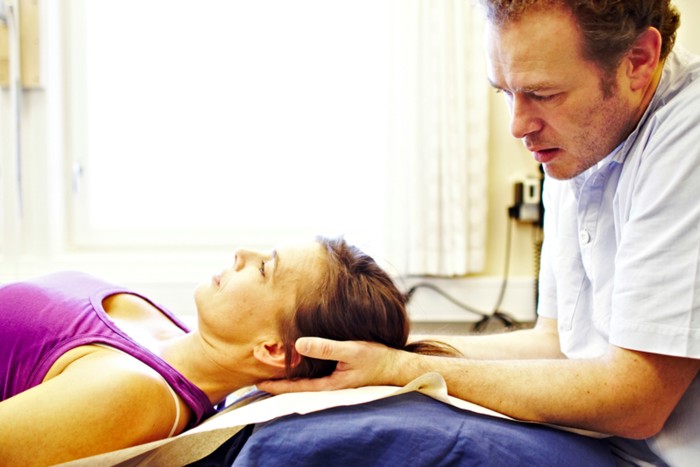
[388,0,489,276]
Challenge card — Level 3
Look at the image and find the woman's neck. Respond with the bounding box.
[102,293,268,404]
[159,332,264,405]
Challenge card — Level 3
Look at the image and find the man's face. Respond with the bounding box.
[485,7,637,180]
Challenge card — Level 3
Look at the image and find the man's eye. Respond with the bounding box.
[259,261,266,277]
[532,93,558,102]
[495,88,512,98]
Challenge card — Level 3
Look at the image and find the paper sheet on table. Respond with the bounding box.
[57,372,604,467]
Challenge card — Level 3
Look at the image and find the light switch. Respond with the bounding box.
[0,0,41,88]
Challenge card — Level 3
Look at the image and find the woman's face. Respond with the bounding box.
[194,241,327,347]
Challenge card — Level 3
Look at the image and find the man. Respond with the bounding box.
[261,1,700,464]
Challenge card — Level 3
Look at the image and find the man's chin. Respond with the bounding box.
[541,162,580,180]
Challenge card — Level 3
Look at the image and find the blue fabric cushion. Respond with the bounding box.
[222,392,616,466]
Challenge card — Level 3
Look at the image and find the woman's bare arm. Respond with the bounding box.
[0,350,179,465]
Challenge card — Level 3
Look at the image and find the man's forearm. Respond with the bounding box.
[392,345,699,439]
[411,317,564,360]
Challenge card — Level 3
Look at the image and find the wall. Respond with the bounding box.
[674,0,700,53]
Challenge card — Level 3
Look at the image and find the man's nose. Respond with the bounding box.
[509,95,542,139]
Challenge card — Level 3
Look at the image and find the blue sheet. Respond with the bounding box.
[192,392,616,466]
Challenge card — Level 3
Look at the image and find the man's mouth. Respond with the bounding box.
[530,147,560,164]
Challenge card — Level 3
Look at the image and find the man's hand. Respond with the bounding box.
[257,337,405,394]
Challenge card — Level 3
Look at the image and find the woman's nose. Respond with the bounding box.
[233,249,246,271]
[233,248,258,271]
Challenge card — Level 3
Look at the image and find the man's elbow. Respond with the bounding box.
[583,390,673,439]
[612,410,668,440]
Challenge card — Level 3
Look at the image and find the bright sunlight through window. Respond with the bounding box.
[73,0,390,251]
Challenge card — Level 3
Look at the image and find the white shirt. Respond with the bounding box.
[537,48,700,466]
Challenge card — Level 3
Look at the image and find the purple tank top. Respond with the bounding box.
[0,271,216,426]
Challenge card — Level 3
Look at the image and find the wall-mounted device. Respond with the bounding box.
[508,166,545,310]
[508,168,544,225]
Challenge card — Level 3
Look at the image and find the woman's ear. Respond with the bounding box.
[253,341,288,369]
[254,340,304,370]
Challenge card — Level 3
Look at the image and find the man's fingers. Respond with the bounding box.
[295,337,346,360]
[259,339,390,394]
[257,377,329,395]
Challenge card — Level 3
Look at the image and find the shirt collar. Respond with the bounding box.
[570,144,623,194]
[611,48,679,164]
[568,49,678,193]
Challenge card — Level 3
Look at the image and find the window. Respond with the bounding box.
[66,0,391,254]
[4,0,491,288]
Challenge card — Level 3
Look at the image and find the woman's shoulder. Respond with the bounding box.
[52,345,188,436]
[1,345,189,464]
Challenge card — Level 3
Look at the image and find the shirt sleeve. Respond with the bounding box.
[610,86,700,359]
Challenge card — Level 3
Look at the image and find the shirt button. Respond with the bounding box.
[579,230,591,244]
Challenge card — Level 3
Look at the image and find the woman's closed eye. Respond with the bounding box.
[259,261,266,277]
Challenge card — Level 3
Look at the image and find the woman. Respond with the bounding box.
[0,237,454,465]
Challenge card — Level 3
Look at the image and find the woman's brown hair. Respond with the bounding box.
[280,237,459,379]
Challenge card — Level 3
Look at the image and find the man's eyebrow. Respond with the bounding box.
[487,78,501,89]
[488,78,558,94]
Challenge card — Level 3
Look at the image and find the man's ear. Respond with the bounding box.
[625,27,662,91]
[253,340,302,369]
